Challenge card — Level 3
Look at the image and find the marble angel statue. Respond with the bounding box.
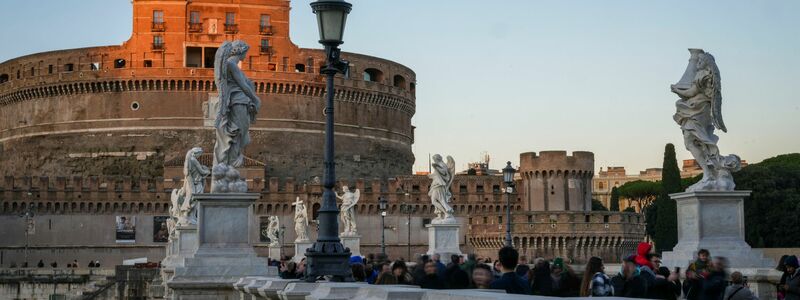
[429,154,456,223]
[293,197,310,242]
[335,186,360,236]
[169,147,210,227]
[266,215,281,247]
[671,49,741,191]
[211,40,261,192]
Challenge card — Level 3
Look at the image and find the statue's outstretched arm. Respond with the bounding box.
[228,60,261,110]
[671,83,700,98]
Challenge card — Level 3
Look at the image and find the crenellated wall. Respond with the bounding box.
[519,151,595,212]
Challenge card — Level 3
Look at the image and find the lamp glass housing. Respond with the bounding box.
[503,161,515,184]
[311,0,352,45]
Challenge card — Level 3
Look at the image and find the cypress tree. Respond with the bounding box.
[655,143,681,252]
[610,186,620,212]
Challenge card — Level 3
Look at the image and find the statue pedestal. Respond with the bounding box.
[426,223,462,264]
[340,234,362,258]
[161,224,198,293]
[268,245,282,260]
[662,191,773,268]
[294,240,314,263]
[166,193,278,299]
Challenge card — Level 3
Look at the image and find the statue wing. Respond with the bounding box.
[710,67,726,132]
[446,156,456,181]
[354,189,360,204]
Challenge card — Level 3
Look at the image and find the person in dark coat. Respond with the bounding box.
[782,255,800,300]
[444,254,470,289]
[412,255,430,285]
[614,255,648,298]
[530,259,554,296]
[686,249,712,300]
[489,246,531,295]
[418,261,446,290]
[701,257,729,300]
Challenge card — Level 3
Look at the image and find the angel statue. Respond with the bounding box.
[292,197,310,242]
[335,186,360,236]
[429,154,456,223]
[671,49,741,192]
[170,147,211,227]
[211,40,261,192]
[266,216,281,247]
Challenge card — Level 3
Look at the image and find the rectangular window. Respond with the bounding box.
[282,57,288,72]
[190,11,200,24]
[63,63,74,72]
[476,185,484,193]
[260,14,270,27]
[225,12,235,25]
[186,47,202,68]
[153,35,164,50]
[153,10,164,23]
[48,65,53,74]
[143,60,153,68]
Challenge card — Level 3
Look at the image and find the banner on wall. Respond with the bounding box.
[115,216,136,243]
[153,216,169,243]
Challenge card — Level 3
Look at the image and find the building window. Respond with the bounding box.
[260,39,271,54]
[114,59,126,69]
[527,215,533,223]
[189,11,202,32]
[153,35,164,51]
[143,60,153,68]
[603,215,609,223]
[306,58,314,73]
[260,14,272,35]
[48,65,53,74]
[476,185,484,193]
[63,63,74,72]
[0,73,9,83]
[152,10,165,31]
[393,75,406,89]
[585,215,591,223]
[363,68,383,82]
[459,185,467,194]
[225,12,237,33]
[294,64,305,72]
[598,182,605,189]
[282,57,288,72]
[30,67,35,76]
[498,216,502,224]
[483,216,488,224]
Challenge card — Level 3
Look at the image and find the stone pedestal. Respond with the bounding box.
[340,235,362,258]
[425,223,462,264]
[268,245,282,260]
[166,193,278,299]
[159,225,198,298]
[294,240,314,262]
[662,191,773,268]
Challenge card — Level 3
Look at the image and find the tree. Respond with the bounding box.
[654,143,681,252]
[617,180,662,212]
[592,199,608,211]
[737,153,800,247]
[609,187,620,211]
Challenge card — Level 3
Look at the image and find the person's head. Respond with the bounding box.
[468,253,477,262]
[451,254,461,265]
[622,255,638,279]
[433,254,441,262]
[472,264,493,288]
[784,255,799,274]
[351,263,366,281]
[648,253,662,270]
[493,260,501,271]
[778,255,790,271]
[286,261,297,272]
[712,256,728,271]
[392,260,408,277]
[697,249,710,262]
[424,261,437,275]
[381,263,391,274]
[519,255,528,265]
[418,254,429,264]
[551,257,564,275]
[730,271,744,285]
[375,271,398,285]
[497,246,519,272]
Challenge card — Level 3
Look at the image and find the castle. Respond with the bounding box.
[0,0,643,266]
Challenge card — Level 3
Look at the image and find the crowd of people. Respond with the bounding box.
[8,259,101,269]
[272,243,799,299]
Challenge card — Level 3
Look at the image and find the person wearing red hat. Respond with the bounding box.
[635,242,655,269]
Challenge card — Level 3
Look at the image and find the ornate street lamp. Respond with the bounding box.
[304,0,353,282]
[379,196,387,258]
[503,161,516,247]
[279,225,286,258]
[399,200,416,261]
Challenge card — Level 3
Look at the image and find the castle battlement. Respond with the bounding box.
[519,150,594,174]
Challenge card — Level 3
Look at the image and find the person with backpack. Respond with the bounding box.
[723,271,758,300]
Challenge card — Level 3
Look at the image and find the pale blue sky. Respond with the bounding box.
[1,1,798,174]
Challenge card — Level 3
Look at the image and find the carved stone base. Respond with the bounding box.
[426,223,462,264]
[340,235,362,258]
[294,240,314,262]
[166,193,278,299]
[662,191,773,268]
[268,245,282,260]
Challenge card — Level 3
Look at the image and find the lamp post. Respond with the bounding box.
[503,161,516,247]
[19,204,34,267]
[378,197,387,258]
[399,201,416,260]
[304,0,353,282]
[279,225,286,258]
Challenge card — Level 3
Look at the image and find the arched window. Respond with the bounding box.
[363,68,383,82]
[0,74,9,84]
[598,182,605,189]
